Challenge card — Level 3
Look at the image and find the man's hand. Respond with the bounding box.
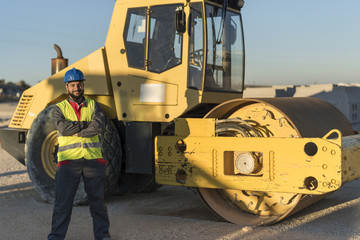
[80,121,88,129]
[73,133,79,137]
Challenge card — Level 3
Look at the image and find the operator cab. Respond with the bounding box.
[188,1,245,94]
[123,0,245,95]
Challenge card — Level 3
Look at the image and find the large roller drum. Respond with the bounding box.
[198,97,353,225]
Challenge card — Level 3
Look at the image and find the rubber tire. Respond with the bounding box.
[101,117,122,196]
[26,105,122,205]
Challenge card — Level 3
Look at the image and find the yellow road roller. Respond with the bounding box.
[1,0,360,225]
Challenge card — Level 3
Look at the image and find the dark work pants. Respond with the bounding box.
[48,159,110,240]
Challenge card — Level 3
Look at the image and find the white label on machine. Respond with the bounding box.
[140,83,165,103]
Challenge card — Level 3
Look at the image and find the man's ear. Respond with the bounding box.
[65,83,68,91]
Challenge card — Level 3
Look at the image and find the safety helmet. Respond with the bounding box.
[64,68,86,83]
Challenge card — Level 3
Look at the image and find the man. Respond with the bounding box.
[48,68,111,240]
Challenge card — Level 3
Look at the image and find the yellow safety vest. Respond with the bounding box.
[56,99,102,161]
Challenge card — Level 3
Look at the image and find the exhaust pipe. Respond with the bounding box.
[51,44,68,75]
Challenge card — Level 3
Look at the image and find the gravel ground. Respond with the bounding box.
[2,102,360,240]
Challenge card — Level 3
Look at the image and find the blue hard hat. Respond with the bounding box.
[64,68,85,83]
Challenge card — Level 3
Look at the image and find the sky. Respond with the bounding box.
[1,0,360,86]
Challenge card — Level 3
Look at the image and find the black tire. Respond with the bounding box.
[26,105,122,204]
[100,117,122,195]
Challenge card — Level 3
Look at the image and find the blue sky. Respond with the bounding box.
[1,0,360,86]
[244,1,360,85]
[0,0,114,86]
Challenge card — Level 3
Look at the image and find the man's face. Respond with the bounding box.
[65,81,84,100]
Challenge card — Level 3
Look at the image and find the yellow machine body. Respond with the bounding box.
[155,118,360,194]
[9,48,115,129]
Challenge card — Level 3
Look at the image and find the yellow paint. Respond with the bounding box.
[155,119,360,195]
[9,48,112,129]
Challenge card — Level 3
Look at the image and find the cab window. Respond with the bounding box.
[123,8,147,69]
[188,3,204,90]
[205,4,244,92]
[124,5,183,73]
[148,4,183,73]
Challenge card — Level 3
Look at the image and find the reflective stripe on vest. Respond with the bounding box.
[56,99,102,161]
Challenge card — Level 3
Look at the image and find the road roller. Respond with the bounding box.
[1,0,360,225]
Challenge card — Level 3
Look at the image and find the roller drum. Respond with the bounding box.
[198,97,353,225]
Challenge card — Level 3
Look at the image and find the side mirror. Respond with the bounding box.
[176,6,186,34]
[238,0,245,8]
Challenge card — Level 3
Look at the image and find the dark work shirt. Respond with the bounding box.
[52,97,105,138]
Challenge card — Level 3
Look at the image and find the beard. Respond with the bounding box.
[68,90,84,101]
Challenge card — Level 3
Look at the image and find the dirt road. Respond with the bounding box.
[2,102,360,240]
